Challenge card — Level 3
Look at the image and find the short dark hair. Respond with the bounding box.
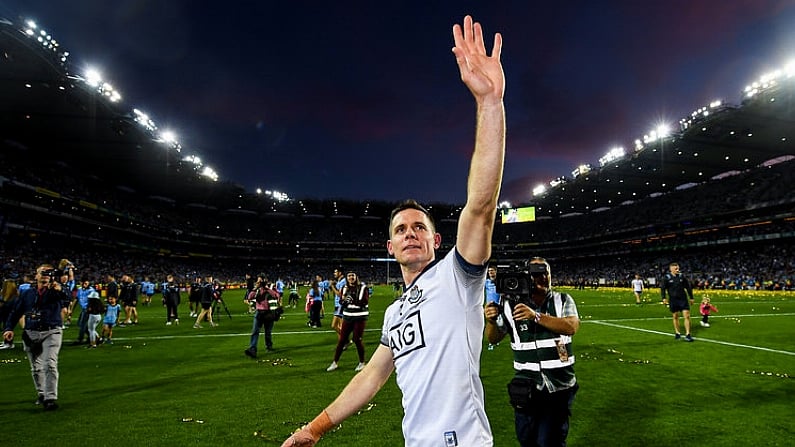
[389,199,436,236]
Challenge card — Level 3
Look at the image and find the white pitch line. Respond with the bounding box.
[588,320,795,356]
[110,327,382,342]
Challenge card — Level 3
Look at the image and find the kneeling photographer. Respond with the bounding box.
[3,264,72,411]
[483,257,580,447]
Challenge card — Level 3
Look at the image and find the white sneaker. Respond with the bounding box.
[355,362,366,372]
[704,322,710,327]
[175,319,179,325]
[0,342,14,350]
[166,321,172,326]
[699,321,706,327]
[326,362,338,372]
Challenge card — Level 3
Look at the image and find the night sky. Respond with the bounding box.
[3,0,795,205]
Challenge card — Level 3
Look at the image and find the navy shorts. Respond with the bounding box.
[669,299,690,313]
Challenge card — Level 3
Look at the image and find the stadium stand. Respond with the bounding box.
[1,17,793,289]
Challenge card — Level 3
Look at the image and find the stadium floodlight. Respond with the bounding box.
[533,184,546,196]
[256,188,263,195]
[25,20,37,30]
[498,201,512,209]
[200,166,218,181]
[642,123,670,144]
[572,164,590,178]
[84,68,102,87]
[598,146,625,167]
[133,109,157,132]
[549,176,566,187]
[161,130,177,144]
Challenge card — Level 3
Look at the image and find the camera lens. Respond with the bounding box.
[504,277,519,291]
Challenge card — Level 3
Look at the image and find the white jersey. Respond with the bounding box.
[632,279,644,292]
[381,249,493,447]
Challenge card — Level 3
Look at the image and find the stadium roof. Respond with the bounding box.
[528,78,795,218]
[2,17,794,213]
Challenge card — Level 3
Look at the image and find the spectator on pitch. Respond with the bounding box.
[193,274,218,328]
[70,278,96,345]
[485,265,500,351]
[307,280,324,328]
[699,295,719,327]
[105,273,119,304]
[86,290,104,348]
[661,262,695,341]
[118,274,139,326]
[162,274,181,325]
[3,264,71,411]
[330,268,346,336]
[0,278,19,350]
[484,258,580,447]
[140,276,155,306]
[244,277,281,358]
[326,271,369,372]
[282,14,505,446]
[101,295,121,345]
[631,274,644,305]
[188,275,203,318]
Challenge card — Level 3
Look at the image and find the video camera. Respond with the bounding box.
[41,268,64,280]
[496,263,548,307]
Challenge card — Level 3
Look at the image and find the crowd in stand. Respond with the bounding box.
[1,143,793,290]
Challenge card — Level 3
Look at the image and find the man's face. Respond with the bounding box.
[487,267,497,280]
[334,269,342,280]
[387,208,441,267]
[670,265,680,275]
[82,280,90,288]
[529,261,550,293]
[346,272,357,284]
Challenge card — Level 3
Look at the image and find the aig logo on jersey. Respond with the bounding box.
[388,310,426,360]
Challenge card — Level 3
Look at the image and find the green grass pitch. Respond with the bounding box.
[1,286,793,446]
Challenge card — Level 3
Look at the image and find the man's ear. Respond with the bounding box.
[433,233,442,249]
[387,240,395,255]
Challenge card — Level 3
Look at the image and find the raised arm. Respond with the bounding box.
[452,15,506,265]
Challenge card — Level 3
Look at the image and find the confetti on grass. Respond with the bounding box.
[181,418,205,424]
[257,357,294,367]
[1,358,23,364]
[746,370,790,379]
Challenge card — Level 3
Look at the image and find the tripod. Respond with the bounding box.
[213,297,233,319]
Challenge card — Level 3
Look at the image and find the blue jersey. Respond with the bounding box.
[484,278,499,304]
[104,304,121,324]
[141,281,155,295]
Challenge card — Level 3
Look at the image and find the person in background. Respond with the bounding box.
[484,258,580,447]
[70,278,95,345]
[101,295,120,345]
[281,14,505,446]
[193,274,217,328]
[0,277,19,350]
[485,265,500,351]
[307,280,324,328]
[660,262,695,342]
[326,271,369,372]
[244,277,281,358]
[631,274,644,305]
[3,264,71,411]
[85,290,104,348]
[699,295,718,327]
[140,276,155,306]
[162,274,181,325]
[330,268,347,336]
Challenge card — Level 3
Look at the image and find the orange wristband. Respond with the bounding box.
[307,411,334,440]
